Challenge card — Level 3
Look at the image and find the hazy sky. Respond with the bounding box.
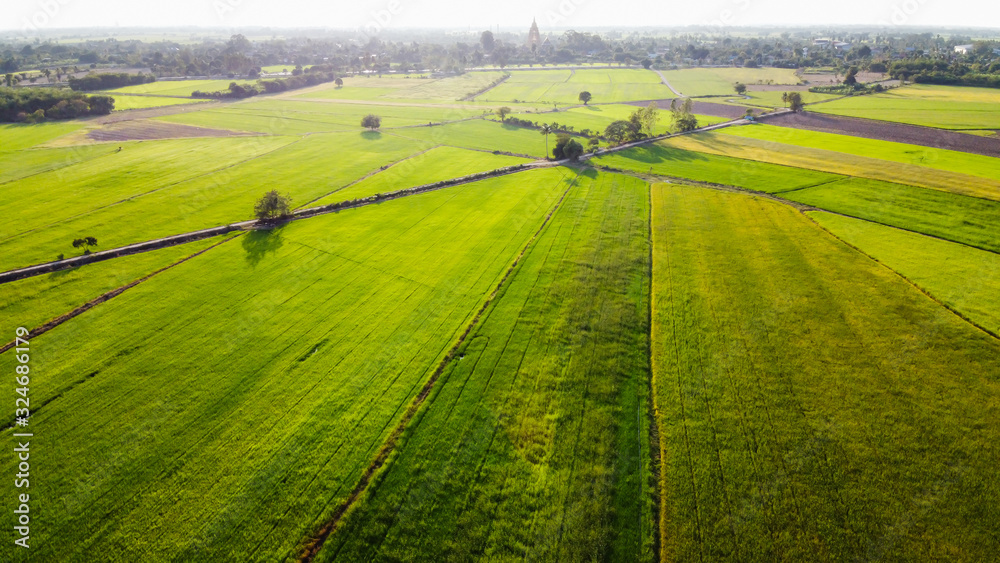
[6,0,999,33]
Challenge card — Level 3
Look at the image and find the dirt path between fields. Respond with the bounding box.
[294,167,584,562]
[760,110,1000,158]
[651,69,684,97]
[463,74,510,101]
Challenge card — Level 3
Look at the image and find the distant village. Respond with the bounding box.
[3,21,1000,84]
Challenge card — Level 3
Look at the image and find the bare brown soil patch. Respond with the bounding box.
[800,72,888,85]
[762,111,1000,158]
[87,119,255,142]
[94,100,225,124]
[747,84,812,91]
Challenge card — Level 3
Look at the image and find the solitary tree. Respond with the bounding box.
[578,91,592,105]
[361,114,382,130]
[495,106,512,123]
[734,82,747,95]
[539,124,554,159]
[72,236,98,254]
[334,77,344,87]
[254,190,293,223]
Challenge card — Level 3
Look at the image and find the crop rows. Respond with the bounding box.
[593,142,840,192]
[809,211,1000,336]
[659,131,1000,200]
[0,132,438,270]
[720,124,1000,183]
[482,69,671,104]
[784,177,1000,253]
[812,84,1000,130]
[320,170,656,562]
[0,168,573,561]
[651,184,1000,561]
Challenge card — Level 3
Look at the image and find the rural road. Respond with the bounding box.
[1,114,753,284]
[0,161,559,284]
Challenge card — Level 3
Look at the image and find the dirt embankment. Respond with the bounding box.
[761,111,1000,158]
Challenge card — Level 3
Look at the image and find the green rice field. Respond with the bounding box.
[479,68,672,104]
[104,79,257,97]
[294,72,507,102]
[659,129,1000,200]
[322,171,655,561]
[811,84,1000,130]
[2,64,999,563]
[652,185,1000,561]
[810,212,1000,335]
[0,168,575,561]
[660,67,802,96]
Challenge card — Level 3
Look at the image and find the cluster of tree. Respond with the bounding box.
[551,134,584,160]
[504,115,538,128]
[781,92,804,112]
[192,68,341,99]
[913,72,1000,88]
[3,66,83,87]
[886,57,1000,88]
[603,103,664,146]
[0,88,113,122]
[668,99,697,132]
[501,115,590,137]
[67,72,155,91]
[5,28,1000,85]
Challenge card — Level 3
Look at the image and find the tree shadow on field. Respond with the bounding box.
[48,265,81,280]
[242,227,285,269]
[360,130,382,141]
[618,144,708,166]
